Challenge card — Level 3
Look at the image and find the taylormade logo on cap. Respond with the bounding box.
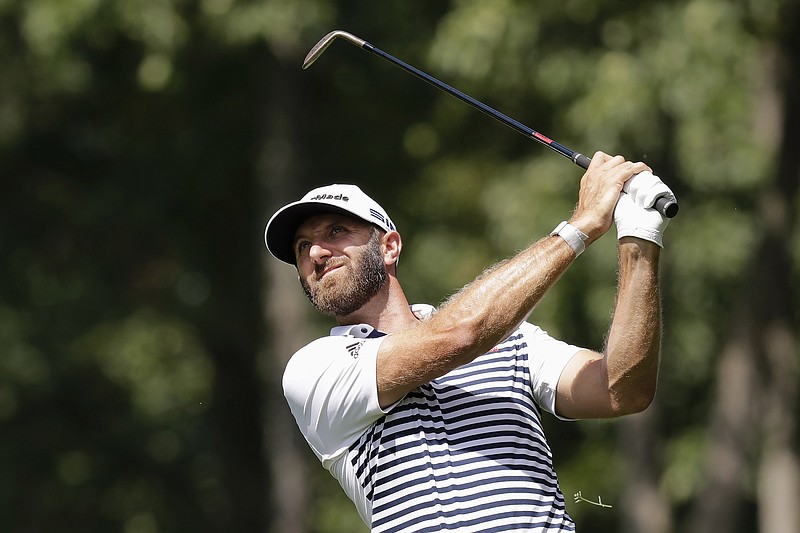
[300,184,396,233]
[264,183,397,265]
[309,193,349,201]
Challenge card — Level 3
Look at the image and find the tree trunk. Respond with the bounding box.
[258,43,316,533]
[754,11,800,530]
[684,316,760,533]
[619,405,672,533]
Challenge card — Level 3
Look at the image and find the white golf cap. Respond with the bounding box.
[264,184,397,265]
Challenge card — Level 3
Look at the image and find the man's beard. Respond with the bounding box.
[300,231,388,317]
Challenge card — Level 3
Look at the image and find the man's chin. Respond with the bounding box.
[307,284,358,317]
[312,297,362,318]
[309,283,378,318]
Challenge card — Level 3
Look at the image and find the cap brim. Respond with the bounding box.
[265,202,358,265]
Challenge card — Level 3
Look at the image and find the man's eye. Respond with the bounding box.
[296,241,311,253]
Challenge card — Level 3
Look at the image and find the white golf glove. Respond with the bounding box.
[614,194,668,247]
[622,171,676,211]
[615,172,674,248]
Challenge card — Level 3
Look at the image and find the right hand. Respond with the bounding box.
[569,152,652,243]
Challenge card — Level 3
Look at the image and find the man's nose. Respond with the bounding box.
[309,243,331,263]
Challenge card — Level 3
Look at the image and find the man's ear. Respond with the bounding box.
[382,230,402,267]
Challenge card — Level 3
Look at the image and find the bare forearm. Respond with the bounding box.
[436,235,574,357]
[378,235,574,403]
[603,238,662,412]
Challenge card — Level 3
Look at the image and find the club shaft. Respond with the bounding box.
[364,43,592,169]
[323,34,678,218]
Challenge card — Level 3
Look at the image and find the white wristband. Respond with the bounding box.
[551,221,589,257]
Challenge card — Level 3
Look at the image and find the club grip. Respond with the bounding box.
[654,195,679,218]
[574,153,679,218]
[573,153,592,169]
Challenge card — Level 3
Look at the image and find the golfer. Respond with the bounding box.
[264,152,674,532]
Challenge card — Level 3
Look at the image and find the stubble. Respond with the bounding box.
[300,230,388,317]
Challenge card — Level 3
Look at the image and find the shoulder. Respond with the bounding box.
[516,321,551,344]
[289,335,356,362]
[285,335,361,374]
[515,321,582,382]
[282,334,386,392]
[281,333,389,463]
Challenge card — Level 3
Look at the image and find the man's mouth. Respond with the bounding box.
[318,261,344,280]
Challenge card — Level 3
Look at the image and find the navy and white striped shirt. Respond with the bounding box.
[283,305,580,532]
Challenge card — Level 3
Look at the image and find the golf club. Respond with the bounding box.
[303,30,678,218]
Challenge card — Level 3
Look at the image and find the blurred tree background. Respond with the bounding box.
[1,0,798,532]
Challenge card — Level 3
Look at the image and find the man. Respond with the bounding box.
[264,152,674,532]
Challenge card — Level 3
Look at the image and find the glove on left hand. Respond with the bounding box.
[623,171,676,210]
[614,193,669,248]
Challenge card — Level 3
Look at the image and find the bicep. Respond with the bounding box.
[555,349,618,419]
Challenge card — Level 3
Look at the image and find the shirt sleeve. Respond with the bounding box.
[282,335,389,467]
[520,321,583,420]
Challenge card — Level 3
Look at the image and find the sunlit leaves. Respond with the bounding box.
[567,50,661,154]
[670,200,759,283]
[430,0,536,84]
[114,0,188,52]
[646,1,772,190]
[661,428,707,503]
[78,309,213,421]
[482,156,577,250]
[20,0,100,57]
[201,0,333,57]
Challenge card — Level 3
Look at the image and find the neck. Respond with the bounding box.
[336,275,418,333]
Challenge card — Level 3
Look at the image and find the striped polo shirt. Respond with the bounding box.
[283,305,580,532]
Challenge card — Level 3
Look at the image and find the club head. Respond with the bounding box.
[302,30,367,69]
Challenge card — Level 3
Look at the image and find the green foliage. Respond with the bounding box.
[1,0,798,531]
[76,310,213,421]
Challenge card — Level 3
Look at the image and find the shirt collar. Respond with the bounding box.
[329,304,436,338]
[330,324,378,338]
